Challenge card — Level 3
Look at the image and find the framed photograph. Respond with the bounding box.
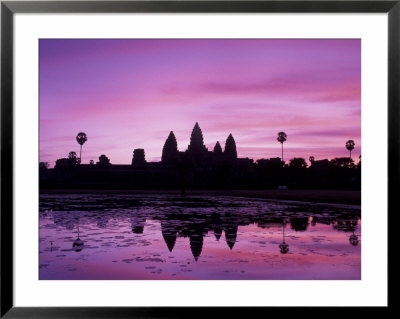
[1,0,395,317]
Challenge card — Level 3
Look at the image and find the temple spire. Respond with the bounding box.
[213,141,222,154]
[188,122,207,154]
[162,131,179,163]
[224,133,237,159]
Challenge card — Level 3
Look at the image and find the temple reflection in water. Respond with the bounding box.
[41,195,361,261]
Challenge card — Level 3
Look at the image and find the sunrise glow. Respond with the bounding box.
[39,39,361,166]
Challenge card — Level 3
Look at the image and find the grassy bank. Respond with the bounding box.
[40,189,361,205]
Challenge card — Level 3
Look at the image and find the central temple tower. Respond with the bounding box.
[187,122,208,155]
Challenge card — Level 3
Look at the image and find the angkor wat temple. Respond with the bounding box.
[40,122,257,189]
[161,122,239,166]
[39,122,361,190]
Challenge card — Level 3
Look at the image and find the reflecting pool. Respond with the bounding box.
[39,194,361,280]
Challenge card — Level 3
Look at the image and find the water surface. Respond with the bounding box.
[39,194,361,280]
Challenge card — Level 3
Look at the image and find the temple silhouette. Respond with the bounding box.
[162,122,239,166]
[39,122,361,190]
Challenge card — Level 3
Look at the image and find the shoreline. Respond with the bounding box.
[39,189,361,206]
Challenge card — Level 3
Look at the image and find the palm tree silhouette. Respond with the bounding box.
[345,140,355,158]
[76,132,87,164]
[277,132,287,162]
[279,221,289,254]
[349,232,359,246]
[72,218,84,252]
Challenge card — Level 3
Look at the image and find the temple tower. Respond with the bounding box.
[187,122,207,155]
[132,149,146,167]
[213,141,222,154]
[224,133,237,159]
[161,131,179,163]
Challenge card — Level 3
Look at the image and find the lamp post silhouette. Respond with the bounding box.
[279,221,289,254]
[345,140,355,159]
[277,132,287,163]
[76,132,87,164]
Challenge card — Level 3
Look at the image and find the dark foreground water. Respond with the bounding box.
[39,194,361,280]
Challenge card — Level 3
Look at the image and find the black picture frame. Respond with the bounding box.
[1,0,395,317]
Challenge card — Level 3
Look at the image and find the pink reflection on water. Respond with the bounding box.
[39,195,360,280]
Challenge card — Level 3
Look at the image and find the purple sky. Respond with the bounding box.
[39,39,361,166]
